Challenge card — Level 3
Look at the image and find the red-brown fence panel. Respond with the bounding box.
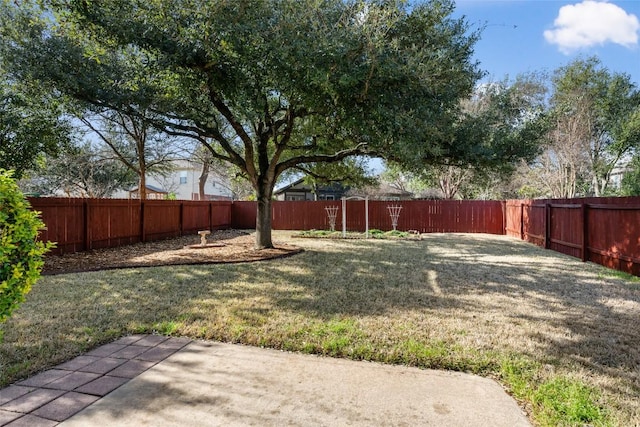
[181,201,212,234]
[30,198,235,254]
[142,200,181,241]
[505,201,523,238]
[231,201,257,229]
[266,199,505,234]
[87,199,141,250]
[588,205,640,275]
[272,200,340,230]
[522,203,545,246]
[548,204,583,259]
[228,200,505,234]
[29,197,85,254]
[211,201,233,229]
[507,198,640,276]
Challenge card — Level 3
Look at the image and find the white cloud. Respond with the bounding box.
[544,0,639,54]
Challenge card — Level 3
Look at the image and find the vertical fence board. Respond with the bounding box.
[507,198,640,276]
[231,201,257,229]
[211,201,233,229]
[29,196,640,277]
[29,197,232,253]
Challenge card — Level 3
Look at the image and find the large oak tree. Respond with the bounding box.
[1,0,482,248]
[0,69,73,178]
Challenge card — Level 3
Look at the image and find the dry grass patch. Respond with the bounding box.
[1,231,639,426]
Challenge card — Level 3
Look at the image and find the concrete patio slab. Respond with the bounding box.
[60,341,531,427]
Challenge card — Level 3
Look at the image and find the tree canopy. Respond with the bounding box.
[517,57,640,198]
[385,74,550,199]
[1,0,483,247]
[550,57,640,196]
[0,70,73,178]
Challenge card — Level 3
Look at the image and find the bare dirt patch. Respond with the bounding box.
[42,229,302,275]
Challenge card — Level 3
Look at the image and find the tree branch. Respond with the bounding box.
[80,117,139,173]
[205,76,256,178]
[275,143,368,177]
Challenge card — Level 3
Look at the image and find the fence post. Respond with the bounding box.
[83,200,90,251]
[581,203,589,262]
[545,203,551,249]
[520,203,524,240]
[208,202,212,230]
[140,201,146,243]
[500,202,505,235]
[179,202,184,236]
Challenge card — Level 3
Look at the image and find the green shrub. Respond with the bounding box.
[0,170,52,332]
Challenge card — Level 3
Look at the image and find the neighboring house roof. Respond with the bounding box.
[128,184,168,194]
[348,183,414,200]
[273,178,308,194]
[274,178,346,194]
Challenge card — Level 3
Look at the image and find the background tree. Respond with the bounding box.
[549,57,640,196]
[621,155,640,196]
[1,0,482,248]
[79,110,183,200]
[21,143,137,197]
[187,143,245,200]
[512,57,640,199]
[515,106,592,199]
[379,162,429,196]
[389,74,549,199]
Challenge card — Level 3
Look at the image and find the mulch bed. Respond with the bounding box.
[42,229,303,275]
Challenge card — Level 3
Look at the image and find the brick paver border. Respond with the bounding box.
[0,335,191,426]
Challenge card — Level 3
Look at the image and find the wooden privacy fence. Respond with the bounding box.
[29,196,640,277]
[29,198,232,254]
[232,200,505,234]
[506,197,640,276]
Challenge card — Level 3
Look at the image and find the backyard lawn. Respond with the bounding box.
[1,232,639,426]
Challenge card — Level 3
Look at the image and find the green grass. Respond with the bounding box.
[532,377,605,426]
[597,268,640,290]
[294,229,414,239]
[499,357,606,426]
[2,232,639,426]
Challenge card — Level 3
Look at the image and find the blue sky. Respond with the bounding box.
[452,0,640,85]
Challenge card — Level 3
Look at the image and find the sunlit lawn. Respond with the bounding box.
[2,231,639,426]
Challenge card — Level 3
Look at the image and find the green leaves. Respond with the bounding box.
[0,170,52,327]
[549,57,640,196]
[1,0,482,245]
[0,71,74,178]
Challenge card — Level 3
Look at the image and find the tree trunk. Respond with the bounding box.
[255,183,273,249]
[138,171,147,200]
[138,153,147,200]
[199,161,210,200]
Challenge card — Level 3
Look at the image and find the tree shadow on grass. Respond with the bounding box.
[2,233,639,418]
[220,235,640,404]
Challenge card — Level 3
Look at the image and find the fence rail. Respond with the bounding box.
[506,197,640,276]
[28,196,640,277]
[232,200,505,234]
[29,198,232,255]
